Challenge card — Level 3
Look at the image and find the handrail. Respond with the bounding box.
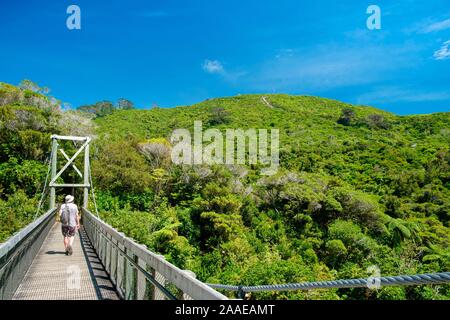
[82,208,228,300]
[0,208,57,300]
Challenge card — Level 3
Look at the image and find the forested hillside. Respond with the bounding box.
[1,81,449,300]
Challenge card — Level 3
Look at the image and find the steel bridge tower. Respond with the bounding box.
[49,135,91,209]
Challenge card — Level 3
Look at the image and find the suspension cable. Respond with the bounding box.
[207,271,450,293]
[88,164,100,218]
[33,149,53,221]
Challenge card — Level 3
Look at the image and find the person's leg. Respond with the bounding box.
[62,226,69,251]
[67,228,75,255]
[63,236,69,255]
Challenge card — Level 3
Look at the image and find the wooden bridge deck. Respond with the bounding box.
[13,222,119,300]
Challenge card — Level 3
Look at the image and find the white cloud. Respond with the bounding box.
[201,59,246,81]
[422,18,450,33]
[433,40,450,60]
[202,60,225,74]
[403,16,450,35]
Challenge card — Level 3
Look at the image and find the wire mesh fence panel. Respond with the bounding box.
[148,266,157,300]
[136,260,145,300]
[153,271,168,300]
[181,271,197,300]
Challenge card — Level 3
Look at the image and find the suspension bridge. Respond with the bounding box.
[0,135,449,300]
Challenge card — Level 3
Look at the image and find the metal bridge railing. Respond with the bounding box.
[82,208,228,300]
[0,208,57,300]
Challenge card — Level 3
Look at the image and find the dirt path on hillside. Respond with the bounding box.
[261,96,275,109]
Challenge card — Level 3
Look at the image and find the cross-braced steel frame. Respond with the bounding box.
[49,135,91,209]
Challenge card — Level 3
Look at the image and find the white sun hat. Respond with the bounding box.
[65,195,74,203]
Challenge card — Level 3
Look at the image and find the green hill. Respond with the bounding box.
[1,82,449,299]
[91,94,450,299]
[94,94,450,213]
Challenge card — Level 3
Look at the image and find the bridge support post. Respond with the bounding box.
[153,254,167,300]
[137,257,151,300]
[83,142,90,209]
[182,270,196,300]
[49,137,58,210]
[237,286,246,299]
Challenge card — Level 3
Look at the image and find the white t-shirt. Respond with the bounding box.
[59,203,79,227]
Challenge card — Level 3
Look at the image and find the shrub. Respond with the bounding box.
[208,107,231,125]
[337,108,355,126]
[92,138,152,194]
[137,138,172,169]
[365,114,391,129]
[324,239,347,267]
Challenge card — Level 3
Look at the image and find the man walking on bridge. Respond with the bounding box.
[60,195,80,256]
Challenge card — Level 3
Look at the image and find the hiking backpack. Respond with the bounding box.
[61,204,71,226]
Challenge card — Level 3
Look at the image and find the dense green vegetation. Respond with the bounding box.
[1,81,449,300]
[78,98,135,118]
[0,81,94,239]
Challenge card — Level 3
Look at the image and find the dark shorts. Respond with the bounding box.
[62,226,76,237]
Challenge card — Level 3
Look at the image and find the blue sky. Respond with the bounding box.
[0,0,449,114]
